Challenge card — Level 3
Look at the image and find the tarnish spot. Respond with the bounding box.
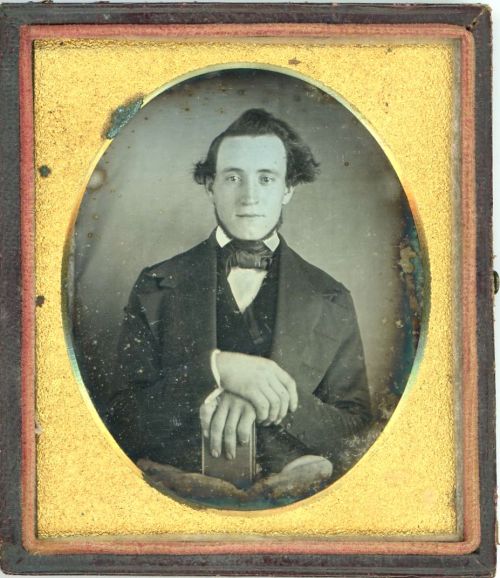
[398,244,418,274]
[288,58,301,65]
[38,165,51,178]
[35,416,43,435]
[36,295,45,307]
[105,97,144,139]
[87,167,107,191]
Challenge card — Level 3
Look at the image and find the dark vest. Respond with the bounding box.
[216,247,279,358]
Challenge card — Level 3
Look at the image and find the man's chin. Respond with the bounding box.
[223,223,278,242]
[215,209,282,242]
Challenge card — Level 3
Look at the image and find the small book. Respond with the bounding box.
[202,424,256,489]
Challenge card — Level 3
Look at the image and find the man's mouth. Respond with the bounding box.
[236,214,263,218]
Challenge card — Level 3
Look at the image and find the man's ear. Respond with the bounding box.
[205,178,214,201]
[282,186,295,206]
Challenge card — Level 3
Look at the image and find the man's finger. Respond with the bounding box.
[249,390,270,422]
[260,382,281,423]
[209,399,229,458]
[274,364,298,412]
[200,399,218,438]
[237,405,255,445]
[223,404,241,460]
[268,376,290,422]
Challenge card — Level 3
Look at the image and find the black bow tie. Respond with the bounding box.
[223,240,274,271]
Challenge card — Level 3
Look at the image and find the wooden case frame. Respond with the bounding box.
[0,3,494,576]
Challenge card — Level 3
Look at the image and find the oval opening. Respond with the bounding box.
[65,67,425,510]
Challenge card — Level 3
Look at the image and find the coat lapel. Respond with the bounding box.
[177,240,217,357]
[271,241,345,393]
[139,237,218,357]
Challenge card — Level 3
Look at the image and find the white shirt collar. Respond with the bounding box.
[215,226,280,252]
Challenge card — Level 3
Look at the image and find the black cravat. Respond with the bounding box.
[223,240,274,273]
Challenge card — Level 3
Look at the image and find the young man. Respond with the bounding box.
[109,109,371,500]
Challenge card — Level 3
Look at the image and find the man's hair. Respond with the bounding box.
[193,108,320,188]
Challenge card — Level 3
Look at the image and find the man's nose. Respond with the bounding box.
[240,179,259,204]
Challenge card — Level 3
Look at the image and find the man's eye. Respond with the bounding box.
[259,175,274,184]
[226,174,241,183]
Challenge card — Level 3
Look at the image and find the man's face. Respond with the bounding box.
[207,134,294,241]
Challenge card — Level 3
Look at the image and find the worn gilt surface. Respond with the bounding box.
[34,37,458,538]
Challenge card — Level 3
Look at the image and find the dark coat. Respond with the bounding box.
[108,234,372,475]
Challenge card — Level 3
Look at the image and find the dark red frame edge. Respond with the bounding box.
[17,19,480,560]
[0,3,494,576]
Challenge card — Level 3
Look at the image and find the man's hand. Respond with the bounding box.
[200,392,256,459]
[216,352,298,423]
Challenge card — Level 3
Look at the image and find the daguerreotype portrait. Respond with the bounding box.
[69,68,422,509]
[0,4,494,577]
